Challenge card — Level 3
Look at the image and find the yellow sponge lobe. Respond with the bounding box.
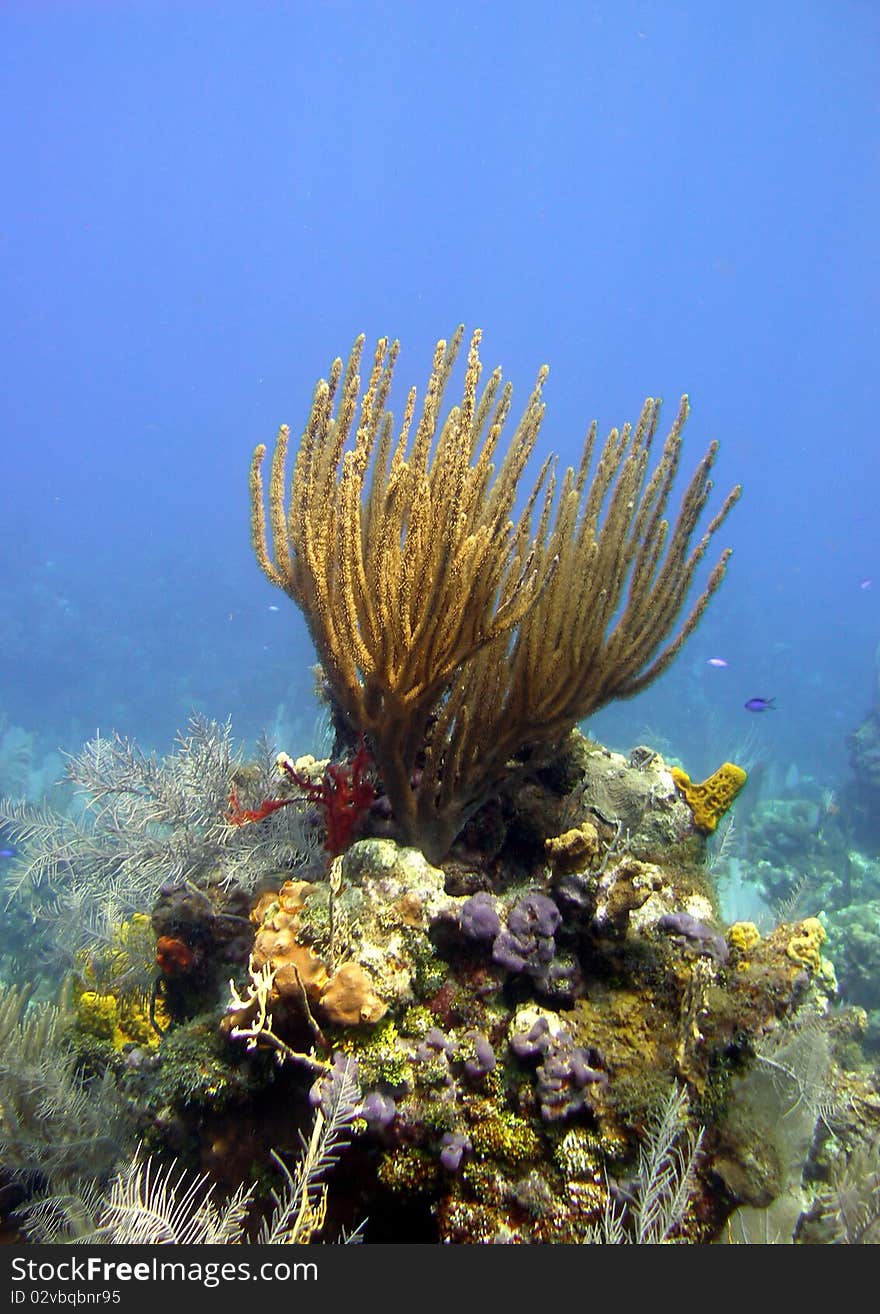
[670,761,747,832]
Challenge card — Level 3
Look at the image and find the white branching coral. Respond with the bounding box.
[227,954,328,1073]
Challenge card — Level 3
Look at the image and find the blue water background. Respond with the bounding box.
[1,0,877,798]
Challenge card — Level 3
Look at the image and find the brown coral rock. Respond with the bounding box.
[274,947,329,1002]
[319,961,387,1026]
[592,857,664,935]
[545,820,600,874]
[250,881,329,1007]
[278,880,317,915]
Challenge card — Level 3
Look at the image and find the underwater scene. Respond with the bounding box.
[0,2,878,1248]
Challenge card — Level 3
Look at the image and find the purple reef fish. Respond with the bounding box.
[744,697,776,712]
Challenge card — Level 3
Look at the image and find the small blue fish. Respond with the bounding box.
[744,697,776,712]
[859,578,873,591]
[706,657,728,668]
[0,847,16,860]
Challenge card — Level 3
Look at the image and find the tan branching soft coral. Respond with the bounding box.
[249,329,740,861]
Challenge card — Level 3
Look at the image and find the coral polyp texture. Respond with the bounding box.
[250,327,740,862]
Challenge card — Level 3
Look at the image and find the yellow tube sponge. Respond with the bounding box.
[670,762,747,832]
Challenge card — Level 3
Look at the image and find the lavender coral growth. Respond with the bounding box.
[492,893,560,973]
[510,1016,607,1122]
[459,892,502,942]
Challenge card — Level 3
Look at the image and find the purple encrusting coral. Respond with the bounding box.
[459,891,502,941]
[440,1130,472,1172]
[462,1029,496,1081]
[509,892,562,941]
[657,912,730,965]
[492,892,561,983]
[414,1026,459,1100]
[415,1025,495,1089]
[416,1027,457,1063]
[509,1016,606,1121]
[509,1016,552,1060]
[309,1051,361,1117]
[536,1037,607,1122]
[360,1090,397,1132]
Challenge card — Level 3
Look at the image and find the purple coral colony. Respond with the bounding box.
[1,329,877,1247]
